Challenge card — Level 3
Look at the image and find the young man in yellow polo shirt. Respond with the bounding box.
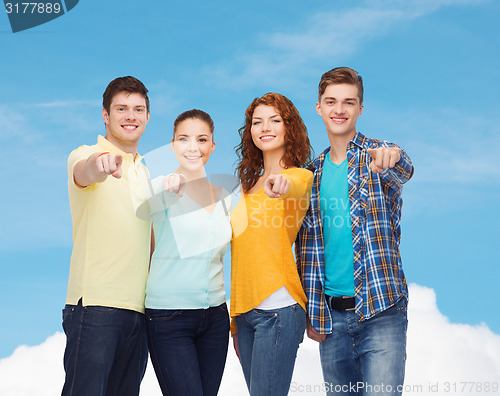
[62,76,151,396]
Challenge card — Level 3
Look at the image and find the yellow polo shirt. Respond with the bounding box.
[66,136,151,313]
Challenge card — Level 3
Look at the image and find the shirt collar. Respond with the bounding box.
[312,147,331,170]
[311,132,369,171]
[97,135,144,163]
[348,131,368,150]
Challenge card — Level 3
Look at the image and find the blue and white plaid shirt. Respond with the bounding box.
[295,132,414,334]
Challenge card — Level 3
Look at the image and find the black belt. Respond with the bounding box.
[325,295,355,311]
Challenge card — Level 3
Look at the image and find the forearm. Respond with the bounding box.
[73,153,107,187]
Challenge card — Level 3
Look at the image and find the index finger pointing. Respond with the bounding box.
[115,154,123,167]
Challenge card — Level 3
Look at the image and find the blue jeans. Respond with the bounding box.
[235,303,306,396]
[145,303,230,396]
[61,299,148,396]
[320,298,408,396]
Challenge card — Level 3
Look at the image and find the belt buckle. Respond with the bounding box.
[342,296,355,311]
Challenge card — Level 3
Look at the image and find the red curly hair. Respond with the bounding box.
[235,92,313,192]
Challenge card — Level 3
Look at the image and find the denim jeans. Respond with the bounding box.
[235,303,306,396]
[145,303,230,396]
[320,298,408,396]
[61,299,148,396]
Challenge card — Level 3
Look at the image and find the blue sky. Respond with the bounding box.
[1,0,499,359]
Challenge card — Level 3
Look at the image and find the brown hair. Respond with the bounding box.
[102,76,150,114]
[318,67,363,104]
[235,93,312,192]
[173,109,214,139]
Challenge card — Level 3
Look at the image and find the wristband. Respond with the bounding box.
[97,152,110,158]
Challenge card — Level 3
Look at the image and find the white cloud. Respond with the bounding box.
[0,332,66,395]
[405,284,500,391]
[1,284,499,396]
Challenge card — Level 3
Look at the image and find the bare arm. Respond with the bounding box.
[73,152,123,188]
[232,334,240,360]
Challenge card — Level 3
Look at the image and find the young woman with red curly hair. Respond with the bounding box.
[230,92,313,395]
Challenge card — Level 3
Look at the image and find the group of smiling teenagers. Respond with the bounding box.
[61,66,413,396]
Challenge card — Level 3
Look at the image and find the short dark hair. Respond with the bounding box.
[173,109,215,139]
[102,76,150,113]
[318,67,363,104]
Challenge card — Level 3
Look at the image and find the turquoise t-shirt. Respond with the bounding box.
[319,155,355,297]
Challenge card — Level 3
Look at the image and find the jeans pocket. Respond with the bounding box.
[253,307,279,317]
[62,305,75,335]
[394,298,407,313]
[216,302,228,312]
[293,305,306,343]
[146,309,182,322]
[84,305,118,313]
[395,299,408,329]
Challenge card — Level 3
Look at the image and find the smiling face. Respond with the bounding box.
[102,91,150,154]
[250,105,286,156]
[316,83,363,141]
[171,118,215,175]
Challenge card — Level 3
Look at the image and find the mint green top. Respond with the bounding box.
[319,156,355,297]
[145,177,232,309]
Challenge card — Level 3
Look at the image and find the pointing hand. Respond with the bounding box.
[96,152,123,179]
[163,173,186,197]
[366,147,401,174]
[264,174,290,198]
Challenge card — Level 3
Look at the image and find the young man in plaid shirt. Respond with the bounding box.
[296,67,413,395]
